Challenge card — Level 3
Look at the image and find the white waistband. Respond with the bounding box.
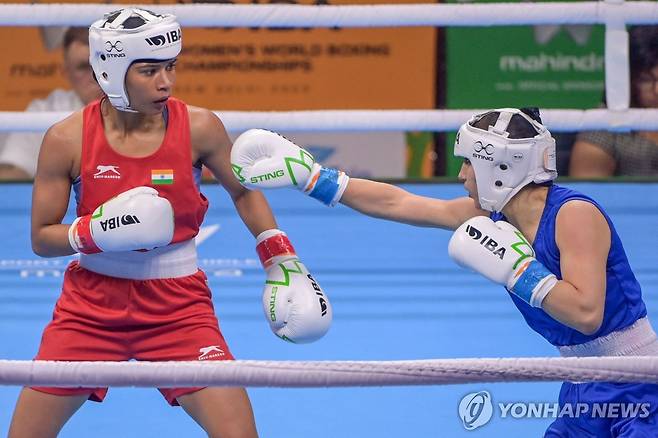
[558,317,658,357]
[79,239,198,280]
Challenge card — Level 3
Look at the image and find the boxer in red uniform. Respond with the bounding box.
[8,8,332,438]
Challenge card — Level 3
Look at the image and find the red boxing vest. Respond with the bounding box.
[78,97,209,244]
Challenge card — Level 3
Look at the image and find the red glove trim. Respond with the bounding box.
[73,215,102,254]
[256,234,296,268]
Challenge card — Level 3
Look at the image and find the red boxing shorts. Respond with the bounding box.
[32,261,234,406]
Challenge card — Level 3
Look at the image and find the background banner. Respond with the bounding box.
[444,0,605,176]
[0,0,437,178]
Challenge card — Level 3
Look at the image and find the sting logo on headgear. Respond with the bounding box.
[104,41,126,58]
[472,141,495,161]
[105,41,124,52]
[474,142,494,155]
[145,29,181,47]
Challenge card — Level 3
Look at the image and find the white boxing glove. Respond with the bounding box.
[231,129,349,206]
[68,186,174,254]
[448,216,558,307]
[256,229,332,343]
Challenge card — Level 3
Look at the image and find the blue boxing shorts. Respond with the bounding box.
[544,381,658,437]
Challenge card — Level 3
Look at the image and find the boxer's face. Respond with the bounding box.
[458,159,481,209]
[125,59,177,114]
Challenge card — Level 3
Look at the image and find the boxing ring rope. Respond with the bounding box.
[2,2,658,27]
[4,108,658,133]
[0,1,657,131]
[0,357,657,387]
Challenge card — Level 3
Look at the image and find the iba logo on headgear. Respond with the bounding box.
[145,29,181,47]
[458,390,493,430]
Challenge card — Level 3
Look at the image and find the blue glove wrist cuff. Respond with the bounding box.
[512,260,553,304]
[308,167,341,206]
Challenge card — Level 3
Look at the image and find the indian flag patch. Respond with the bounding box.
[151,169,174,185]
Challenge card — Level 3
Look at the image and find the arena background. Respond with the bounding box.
[0,0,608,179]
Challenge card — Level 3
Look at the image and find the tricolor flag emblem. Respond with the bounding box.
[151,169,174,185]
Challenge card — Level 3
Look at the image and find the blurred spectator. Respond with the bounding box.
[0,27,102,179]
[570,26,658,177]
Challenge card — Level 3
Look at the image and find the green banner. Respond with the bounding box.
[444,0,605,176]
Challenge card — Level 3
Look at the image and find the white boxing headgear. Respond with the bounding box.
[89,8,181,112]
[454,108,557,212]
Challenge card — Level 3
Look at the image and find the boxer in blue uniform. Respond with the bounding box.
[232,107,658,437]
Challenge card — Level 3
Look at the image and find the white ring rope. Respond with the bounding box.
[1,2,658,27]
[2,109,658,133]
[0,357,657,387]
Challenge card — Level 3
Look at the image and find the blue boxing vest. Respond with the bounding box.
[491,184,646,346]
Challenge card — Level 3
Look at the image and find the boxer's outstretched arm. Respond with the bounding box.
[342,178,483,231]
[230,128,485,230]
